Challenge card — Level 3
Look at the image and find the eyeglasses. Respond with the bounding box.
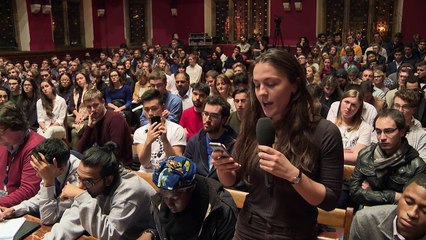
[374,75,384,78]
[0,95,8,99]
[143,106,161,112]
[375,128,398,136]
[202,111,221,120]
[393,103,413,111]
[74,172,104,188]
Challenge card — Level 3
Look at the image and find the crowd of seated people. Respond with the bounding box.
[1,30,426,239]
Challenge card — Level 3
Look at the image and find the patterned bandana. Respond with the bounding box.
[153,156,197,191]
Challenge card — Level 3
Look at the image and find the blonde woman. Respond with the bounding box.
[214,74,236,112]
[331,88,373,164]
[306,65,321,85]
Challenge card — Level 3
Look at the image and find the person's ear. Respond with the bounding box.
[104,175,114,187]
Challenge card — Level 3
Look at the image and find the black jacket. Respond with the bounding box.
[349,140,426,206]
[184,127,236,180]
[150,175,237,240]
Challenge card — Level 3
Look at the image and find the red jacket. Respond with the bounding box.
[0,130,44,207]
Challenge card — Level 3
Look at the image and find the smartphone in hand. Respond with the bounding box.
[209,142,230,157]
[151,116,161,125]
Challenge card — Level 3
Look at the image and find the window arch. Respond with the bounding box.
[214,0,268,43]
[0,0,17,51]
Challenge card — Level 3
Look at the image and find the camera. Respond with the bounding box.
[274,17,282,28]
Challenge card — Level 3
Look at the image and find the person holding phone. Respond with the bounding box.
[212,49,343,239]
[134,89,186,172]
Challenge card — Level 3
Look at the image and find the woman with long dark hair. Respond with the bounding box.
[36,79,67,139]
[17,79,40,131]
[212,49,343,239]
[105,69,132,124]
[69,72,91,149]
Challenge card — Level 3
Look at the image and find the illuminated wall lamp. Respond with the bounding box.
[283,0,291,12]
[42,5,51,14]
[31,4,42,14]
[171,0,177,17]
[294,1,302,11]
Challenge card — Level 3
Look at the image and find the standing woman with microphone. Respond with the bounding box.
[212,48,344,240]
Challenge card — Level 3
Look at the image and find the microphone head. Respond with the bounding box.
[256,117,275,147]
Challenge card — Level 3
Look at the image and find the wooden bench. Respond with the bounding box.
[135,171,354,240]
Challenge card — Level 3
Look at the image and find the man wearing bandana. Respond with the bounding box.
[138,156,237,240]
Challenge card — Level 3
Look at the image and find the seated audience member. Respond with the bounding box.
[349,109,426,206]
[327,84,378,126]
[373,69,390,94]
[134,89,186,173]
[37,79,67,139]
[172,72,193,111]
[0,86,10,104]
[385,67,413,108]
[391,89,426,161]
[138,156,237,240]
[361,80,387,113]
[224,46,244,71]
[232,62,247,76]
[226,88,248,134]
[329,89,372,165]
[214,74,236,112]
[361,68,386,99]
[77,89,133,168]
[205,70,219,96]
[386,48,404,77]
[320,75,343,109]
[44,142,156,240]
[140,71,183,126]
[0,102,44,207]
[68,72,91,150]
[233,72,249,89]
[7,76,21,104]
[184,95,236,179]
[179,82,210,140]
[335,68,349,91]
[350,174,426,240]
[17,78,40,131]
[0,138,80,224]
[105,70,133,125]
[186,53,203,84]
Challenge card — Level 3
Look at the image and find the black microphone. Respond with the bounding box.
[256,117,275,188]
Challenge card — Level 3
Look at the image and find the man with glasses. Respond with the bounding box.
[77,89,133,168]
[139,70,182,126]
[44,142,155,240]
[391,89,426,161]
[0,102,44,207]
[184,95,237,180]
[349,109,426,207]
[0,138,80,224]
[133,89,186,172]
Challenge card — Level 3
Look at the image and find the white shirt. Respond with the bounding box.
[172,87,193,111]
[186,64,202,84]
[133,120,186,172]
[327,101,378,126]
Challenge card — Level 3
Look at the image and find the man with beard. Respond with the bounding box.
[179,82,210,140]
[172,72,193,111]
[44,142,155,240]
[184,95,237,180]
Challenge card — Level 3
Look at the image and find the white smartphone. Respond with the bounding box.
[209,142,230,157]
